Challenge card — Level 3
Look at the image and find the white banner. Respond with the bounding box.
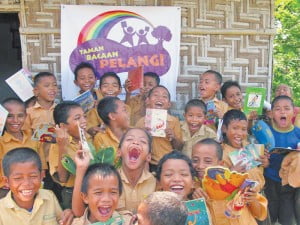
[61,5,181,101]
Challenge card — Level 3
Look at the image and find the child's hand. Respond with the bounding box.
[87,126,103,136]
[55,125,69,152]
[165,127,175,141]
[231,161,247,173]
[248,111,258,121]
[215,109,224,119]
[192,187,209,200]
[59,209,74,225]
[129,214,138,225]
[125,79,132,93]
[242,187,258,205]
[257,154,269,168]
[74,149,91,170]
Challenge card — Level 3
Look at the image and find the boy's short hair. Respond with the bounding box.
[97,96,120,125]
[184,99,207,114]
[33,72,55,87]
[144,72,160,85]
[118,128,152,153]
[74,62,97,80]
[2,97,24,108]
[222,109,247,128]
[193,138,223,160]
[202,70,222,85]
[143,191,188,225]
[81,163,122,195]
[99,72,121,88]
[221,80,241,99]
[53,101,81,124]
[2,147,42,177]
[156,150,196,181]
[147,85,171,100]
[271,95,294,109]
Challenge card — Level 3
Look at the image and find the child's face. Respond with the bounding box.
[118,129,151,170]
[224,86,243,110]
[223,119,248,148]
[147,87,171,110]
[192,144,221,180]
[5,161,42,209]
[74,68,96,92]
[159,159,194,200]
[275,84,292,98]
[82,174,119,223]
[136,203,151,225]
[184,106,206,135]
[100,76,121,97]
[63,107,87,139]
[199,73,220,100]
[143,76,158,95]
[111,100,130,129]
[34,76,58,102]
[4,103,26,135]
[272,99,294,129]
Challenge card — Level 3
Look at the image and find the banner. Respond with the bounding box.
[61,5,181,101]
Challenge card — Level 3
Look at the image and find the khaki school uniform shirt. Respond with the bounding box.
[0,189,62,225]
[127,94,146,126]
[117,167,156,212]
[93,127,120,154]
[181,121,217,158]
[279,151,300,187]
[0,130,47,188]
[135,114,182,165]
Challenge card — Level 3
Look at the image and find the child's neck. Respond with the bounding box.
[272,121,294,133]
[37,98,54,109]
[122,165,144,187]
[201,96,215,103]
[110,125,126,141]
[8,131,23,141]
[12,194,34,211]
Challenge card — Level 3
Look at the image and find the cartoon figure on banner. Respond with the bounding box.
[137,26,150,45]
[120,21,135,46]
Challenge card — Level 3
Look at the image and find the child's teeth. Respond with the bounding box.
[21,190,33,196]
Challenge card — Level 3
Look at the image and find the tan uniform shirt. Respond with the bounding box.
[127,94,146,126]
[93,127,120,154]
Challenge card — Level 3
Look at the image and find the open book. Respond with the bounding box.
[184,198,211,225]
[0,105,8,136]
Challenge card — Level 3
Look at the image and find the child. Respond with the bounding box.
[125,72,160,126]
[49,101,89,209]
[199,70,228,130]
[0,98,47,198]
[23,71,58,131]
[181,99,216,157]
[71,163,132,225]
[221,109,266,191]
[221,80,243,111]
[156,150,196,200]
[135,85,183,171]
[72,128,156,215]
[135,191,188,225]
[191,138,268,225]
[0,147,73,225]
[73,62,101,100]
[93,97,130,158]
[264,95,300,225]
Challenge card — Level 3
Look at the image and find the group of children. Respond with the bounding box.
[0,62,299,225]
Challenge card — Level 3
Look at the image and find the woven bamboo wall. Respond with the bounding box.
[0,0,275,114]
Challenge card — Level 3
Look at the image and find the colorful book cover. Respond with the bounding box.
[145,108,167,137]
[205,100,216,125]
[229,144,262,171]
[128,66,143,92]
[32,123,56,143]
[78,123,94,160]
[72,90,95,113]
[243,87,266,115]
[0,105,8,136]
[184,198,211,225]
[5,68,34,102]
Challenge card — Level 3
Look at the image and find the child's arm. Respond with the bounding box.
[165,120,184,150]
[192,187,209,200]
[59,209,74,225]
[72,149,90,217]
[124,79,132,104]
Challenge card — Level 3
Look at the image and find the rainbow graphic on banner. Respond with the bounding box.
[77,10,153,45]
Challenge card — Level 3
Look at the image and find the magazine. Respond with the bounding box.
[145,108,167,137]
[243,87,266,115]
[0,105,8,136]
[32,123,56,143]
[127,66,143,92]
[72,90,95,113]
[185,198,211,225]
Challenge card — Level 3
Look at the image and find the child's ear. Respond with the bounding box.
[117,148,122,158]
[81,192,89,205]
[218,160,225,166]
[108,112,115,121]
[2,176,9,188]
[146,153,151,163]
[74,80,78,86]
[33,87,39,97]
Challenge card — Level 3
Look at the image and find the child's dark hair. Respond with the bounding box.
[148,85,171,100]
[33,72,55,87]
[271,95,294,109]
[81,163,122,195]
[74,62,97,81]
[221,80,241,99]
[156,150,196,181]
[2,147,42,177]
[202,70,222,85]
[184,99,207,114]
[99,72,121,88]
[193,138,223,160]
[53,101,81,124]
[119,128,152,153]
[2,97,24,108]
[144,72,160,85]
[223,109,247,128]
[97,96,120,125]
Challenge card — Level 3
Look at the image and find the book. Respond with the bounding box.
[5,68,34,102]
[205,100,216,125]
[0,105,8,136]
[184,198,211,225]
[32,123,56,143]
[127,66,143,92]
[243,87,266,115]
[229,144,262,171]
[72,90,95,113]
[145,108,167,137]
[78,123,94,160]
[269,147,300,155]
